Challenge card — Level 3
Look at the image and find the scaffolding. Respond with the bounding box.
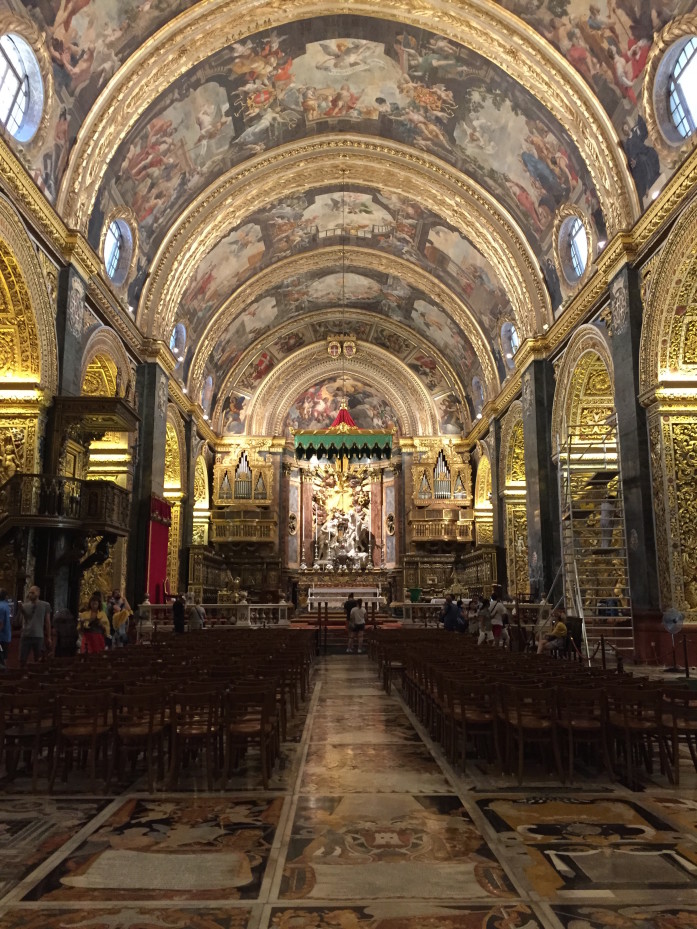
[557,424,634,661]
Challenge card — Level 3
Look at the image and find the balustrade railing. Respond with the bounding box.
[139,601,290,640]
[0,474,131,534]
[211,520,276,542]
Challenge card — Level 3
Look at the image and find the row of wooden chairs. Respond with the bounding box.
[368,629,697,788]
[0,629,315,792]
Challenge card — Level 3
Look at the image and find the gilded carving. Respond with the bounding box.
[505,501,529,598]
[551,326,614,456]
[193,455,208,507]
[499,401,525,490]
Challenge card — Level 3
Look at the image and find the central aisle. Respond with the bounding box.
[3,655,697,928]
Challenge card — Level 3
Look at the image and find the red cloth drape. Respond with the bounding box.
[147,495,171,603]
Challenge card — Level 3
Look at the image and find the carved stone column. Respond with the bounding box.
[520,359,561,600]
[126,362,169,607]
[608,266,659,615]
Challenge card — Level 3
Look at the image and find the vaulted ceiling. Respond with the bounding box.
[12,0,694,437]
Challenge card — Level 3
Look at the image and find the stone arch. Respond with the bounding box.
[551,327,632,633]
[499,401,528,597]
[237,343,441,438]
[81,328,132,398]
[192,452,210,547]
[0,196,57,393]
[639,198,697,617]
[551,325,615,457]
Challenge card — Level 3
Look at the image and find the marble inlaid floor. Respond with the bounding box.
[2,657,697,928]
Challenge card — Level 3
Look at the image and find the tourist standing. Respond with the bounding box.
[19,585,52,667]
[188,597,206,631]
[343,592,357,652]
[172,594,186,633]
[477,596,494,645]
[489,593,510,647]
[348,597,367,654]
[0,589,10,668]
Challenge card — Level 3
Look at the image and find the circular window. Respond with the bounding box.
[0,33,43,142]
[668,36,697,138]
[558,214,589,285]
[102,218,133,286]
[501,321,520,370]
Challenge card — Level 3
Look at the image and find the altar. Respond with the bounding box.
[295,568,397,613]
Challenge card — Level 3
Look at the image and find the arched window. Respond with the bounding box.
[0,34,43,142]
[501,321,521,370]
[669,36,697,138]
[558,213,589,285]
[569,218,588,278]
[104,221,123,280]
[102,217,134,286]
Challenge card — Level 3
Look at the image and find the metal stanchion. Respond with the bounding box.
[683,635,690,679]
[600,635,606,670]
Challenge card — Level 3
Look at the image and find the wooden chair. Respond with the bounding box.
[556,685,613,783]
[223,685,278,788]
[50,691,114,792]
[113,690,167,791]
[503,684,563,784]
[607,685,670,788]
[2,691,57,791]
[168,688,221,790]
[662,685,697,786]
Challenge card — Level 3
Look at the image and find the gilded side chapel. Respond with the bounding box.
[0,0,695,662]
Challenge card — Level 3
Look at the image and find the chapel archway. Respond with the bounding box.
[552,327,632,647]
[473,452,493,546]
[640,199,697,617]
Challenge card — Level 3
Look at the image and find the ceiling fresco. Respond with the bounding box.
[167,185,515,357]
[7,1,697,441]
[498,0,697,203]
[192,267,489,410]
[85,16,603,309]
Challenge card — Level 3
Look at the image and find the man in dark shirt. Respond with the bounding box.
[172,594,186,633]
[440,594,460,631]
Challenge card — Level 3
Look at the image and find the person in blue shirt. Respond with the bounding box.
[0,588,11,668]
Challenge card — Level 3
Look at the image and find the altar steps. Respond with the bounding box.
[291,610,401,653]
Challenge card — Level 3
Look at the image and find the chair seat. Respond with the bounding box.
[464,709,493,724]
[178,724,215,737]
[559,717,601,730]
[63,724,110,738]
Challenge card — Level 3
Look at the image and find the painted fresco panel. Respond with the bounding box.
[285,376,398,434]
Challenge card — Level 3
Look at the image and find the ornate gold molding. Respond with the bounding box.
[56,0,637,238]
[640,196,697,396]
[139,136,549,338]
[81,327,133,399]
[165,404,187,492]
[189,244,500,402]
[498,400,525,492]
